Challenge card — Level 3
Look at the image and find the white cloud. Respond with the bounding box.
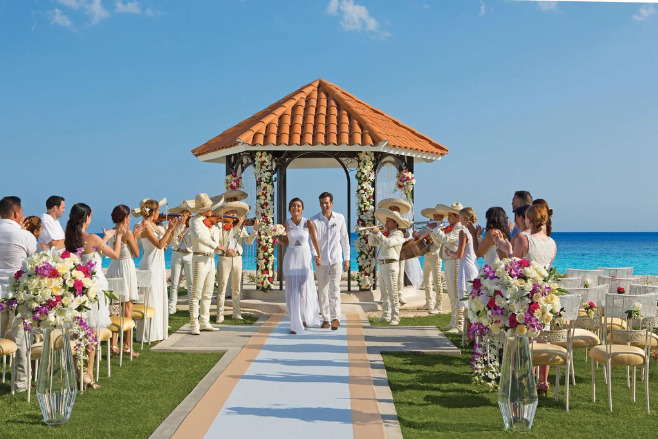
[85,0,110,24]
[144,8,160,17]
[479,0,486,16]
[115,1,141,14]
[326,0,390,39]
[57,0,86,9]
[633,4,655,22]
[537,2,558,12]
[49,8,74,28]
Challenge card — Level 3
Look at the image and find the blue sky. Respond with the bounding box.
[1,0,657,232]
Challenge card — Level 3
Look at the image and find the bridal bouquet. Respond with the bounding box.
[1,247,102,331]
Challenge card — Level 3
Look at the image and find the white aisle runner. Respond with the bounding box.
[205,315,353,439]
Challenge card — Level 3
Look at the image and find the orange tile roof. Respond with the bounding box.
[191,79,448,159]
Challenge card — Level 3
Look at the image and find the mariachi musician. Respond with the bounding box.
[167,204,193,315]
[418,206,445,314]
[185,193,225,335]
[212,201,260,322]
[376,198,412,305]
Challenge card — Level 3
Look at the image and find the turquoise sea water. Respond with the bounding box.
[101,232,658,275]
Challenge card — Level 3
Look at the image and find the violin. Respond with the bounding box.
[155,213,181,224]
[206,215,257,226]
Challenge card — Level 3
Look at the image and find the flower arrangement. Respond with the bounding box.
[1,247,103,331]
[395,169,415,201]
[625,302,642,320]
[254,151,275,292]
[467,258,562,385]
[617,286,625,294]
[224,172,243,191]
[583,278,591,288]
[268,224,287,241]
[355,152,375,290]
[71,316,97,370]
[583,301,597,319]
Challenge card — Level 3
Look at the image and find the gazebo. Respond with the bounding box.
[191,79,448,292]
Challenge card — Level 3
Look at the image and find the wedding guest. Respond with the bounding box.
[510,205,530,250]
[134,199,179,342]
[311,192,350,330]
[430,203,464,331]
[214,201,259,322]
[418,207,444,313]
[40,195,66,250]
[23,216,46,251]
[445,207,479,335]
[106,205,145,356]
[466,207,509,267]
[186,194,225,335]
[65,202,125,389]
[368,208,408,326]
[510,191,532,240]
[0,196,37,393]
[280,198,322,334]
[532,198,553,237]
[168,207,193,315]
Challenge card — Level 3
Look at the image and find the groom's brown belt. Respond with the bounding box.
[193,251,213,257]
[378,259,398,264]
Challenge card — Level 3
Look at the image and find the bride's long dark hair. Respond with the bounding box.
[65,203,92,252]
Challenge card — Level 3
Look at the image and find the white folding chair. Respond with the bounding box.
[566,269,603,287]
[599,267,634,278]
[106,278,135,367]
[557,277,583,289]
[133,270,155,350]
[598,276,634,295]
[590,293,658,413]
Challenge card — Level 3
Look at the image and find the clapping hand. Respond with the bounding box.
[102,227,117,241]
[133,223,145,238]
[117,222,129,236]
[167,217,180,229]
[475,225,484,237]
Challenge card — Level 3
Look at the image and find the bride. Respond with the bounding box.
[279,198,322,334]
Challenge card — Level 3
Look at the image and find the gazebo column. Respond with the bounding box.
[355,151,376,291]
[276,158,287,291]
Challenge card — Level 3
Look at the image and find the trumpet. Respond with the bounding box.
[353,224,385,232]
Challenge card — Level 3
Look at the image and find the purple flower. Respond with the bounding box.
[35,262,54,277]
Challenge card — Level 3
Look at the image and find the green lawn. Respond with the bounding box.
[0,311,221,438]
[372,314,658,439]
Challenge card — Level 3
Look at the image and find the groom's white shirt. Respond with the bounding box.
[310,211,350,265]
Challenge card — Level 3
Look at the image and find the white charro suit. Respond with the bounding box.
[169,224,193,314]
[215,224,258,320]
[189,215,220,329]
[419,224,443,310]
[431,223,464,328]
[369,229,405,322]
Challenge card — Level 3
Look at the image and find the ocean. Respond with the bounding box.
[101,232,658,275]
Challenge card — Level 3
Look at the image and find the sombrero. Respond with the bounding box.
[217,190,248,202]
[375,208,410,229]
[377,198,411,214]
[214,201,249,217]
[181,193,224,214]
[435,202,463,216]
[421,207,442,219]
[169,203,192,214]
[131,198,167,218]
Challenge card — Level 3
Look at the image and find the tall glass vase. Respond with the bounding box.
[36,325,78,425]
[497,335,538,432]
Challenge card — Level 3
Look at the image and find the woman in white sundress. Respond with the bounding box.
[106,204,146,356]
[279,198,322,335]
[466,206,510,269]
[134,199,179,343]
[65,202,126,389]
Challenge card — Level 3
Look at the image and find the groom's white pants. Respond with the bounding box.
[316,263,342,322]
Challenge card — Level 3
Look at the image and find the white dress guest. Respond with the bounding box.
[525,235,556,270]
[310,209,350,329]
[106,236,139,302]
[81,251,112,329]
[39,213,65,248]
[137,223,168,342]
[457,232,479,309]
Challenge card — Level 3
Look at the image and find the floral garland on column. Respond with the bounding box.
[254,152,275,292]
[224,171,243,191]
[395,169,415,202]
[355,152,375,290]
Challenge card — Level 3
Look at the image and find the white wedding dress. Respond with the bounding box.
[458,232,479,309]
[283,218,321,334]
[136,223,168,342]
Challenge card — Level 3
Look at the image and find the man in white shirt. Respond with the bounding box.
[311,192,350,330]
[0,196,37,393]
[40,195,66,250]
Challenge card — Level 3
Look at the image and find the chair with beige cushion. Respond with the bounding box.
[106,278,136,367]
[132,269,155,350]
[532,294,581,411]
[95,327,112,381]
[566,269,603,287]
[0,337,17,389]
[590,293,658,413]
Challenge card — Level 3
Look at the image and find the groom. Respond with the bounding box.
[311,192,350,330]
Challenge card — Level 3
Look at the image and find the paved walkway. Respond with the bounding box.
[151,312,459,439]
